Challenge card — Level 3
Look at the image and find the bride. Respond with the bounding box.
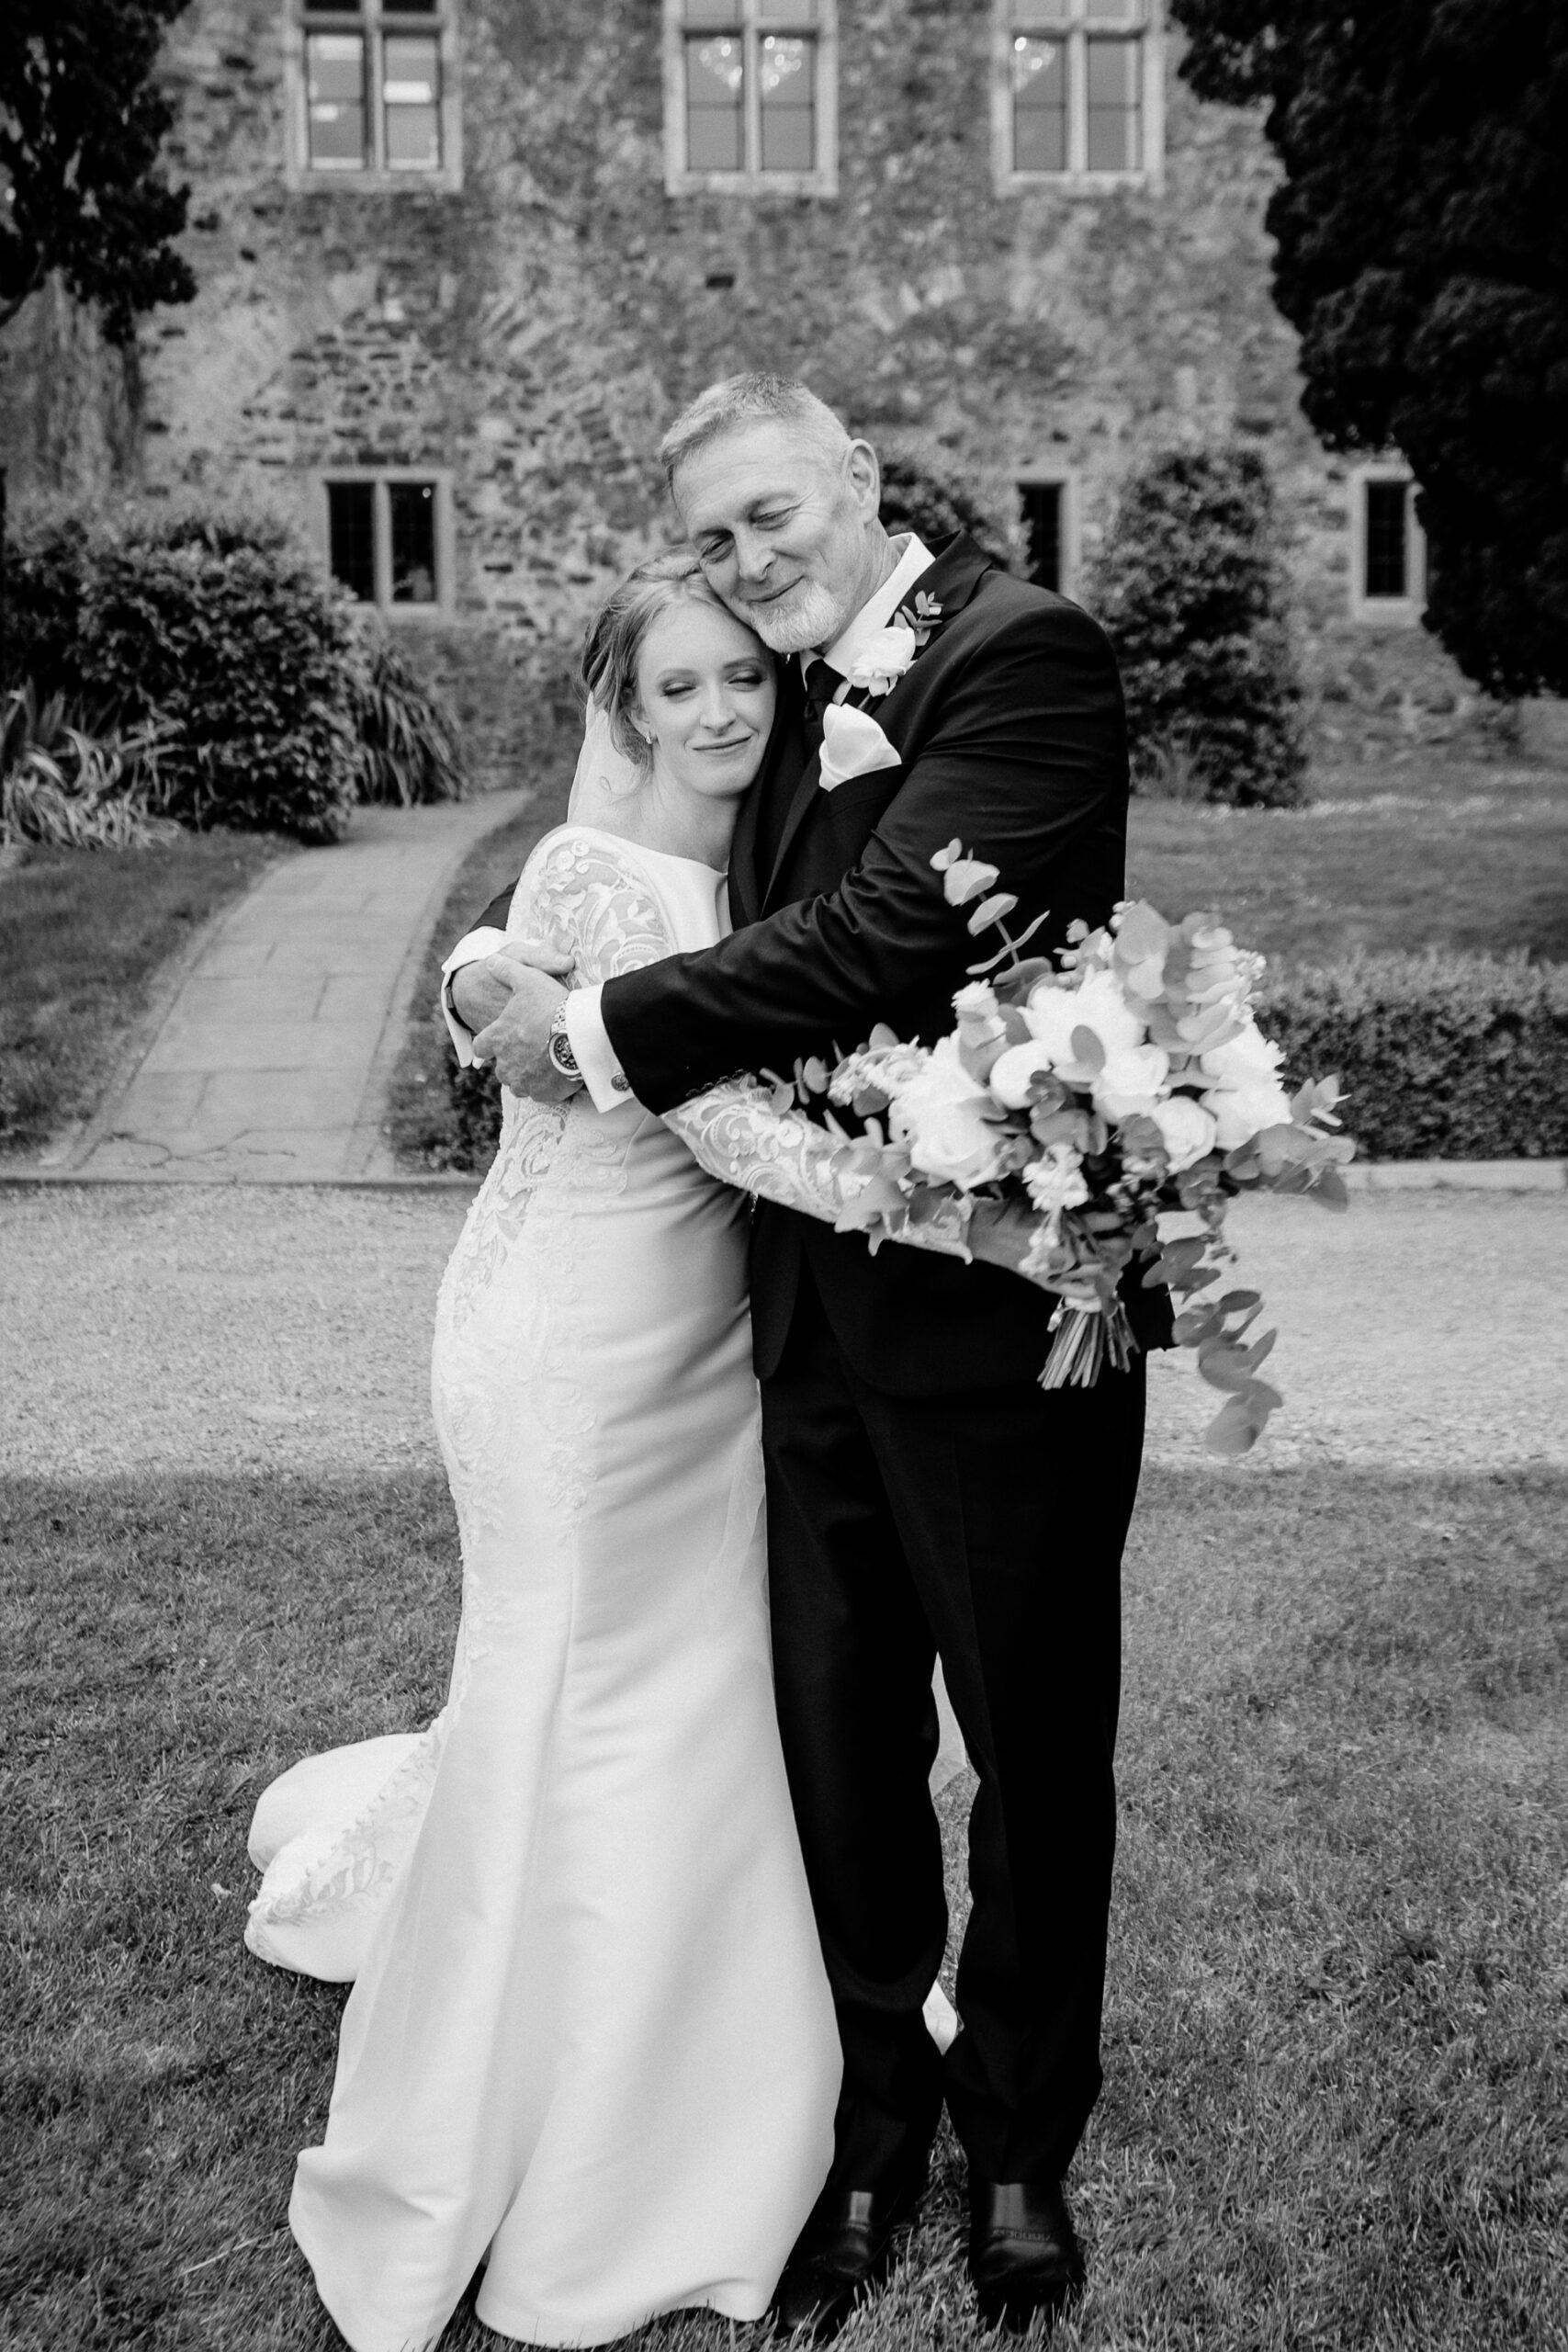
[244,552,975,2352]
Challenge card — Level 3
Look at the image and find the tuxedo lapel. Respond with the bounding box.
[761,533,997,910]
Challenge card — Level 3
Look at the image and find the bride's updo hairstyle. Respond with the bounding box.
[581,551,770,767]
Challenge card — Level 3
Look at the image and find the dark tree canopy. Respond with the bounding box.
[0,0,194,342]
[1170,0,1568,698]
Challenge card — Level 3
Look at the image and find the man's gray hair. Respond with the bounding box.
[659,373,855,488]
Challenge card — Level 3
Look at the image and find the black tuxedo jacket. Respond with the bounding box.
[475,534,1168,1395]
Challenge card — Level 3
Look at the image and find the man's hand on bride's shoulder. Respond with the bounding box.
[469,957,577,1101]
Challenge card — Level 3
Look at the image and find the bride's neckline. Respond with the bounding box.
[567,821,728,880]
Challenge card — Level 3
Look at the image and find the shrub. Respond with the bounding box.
[875,435,1025,572]
[1088,445,1309,808]
[1261,953,1568,1161]
[349,629,467,807]
[3,503,367,842]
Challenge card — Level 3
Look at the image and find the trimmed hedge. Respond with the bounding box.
[430,953,1568,1177]
[1088,445,1309,808]
[1261,954,1568,1162]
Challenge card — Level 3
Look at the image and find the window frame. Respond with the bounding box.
[1348,461,1427,626]
[1016,467,1079,598]
[663,0,840,198]
[285,0,464,194]
[992,0,1165,195]
[314,467,457,620]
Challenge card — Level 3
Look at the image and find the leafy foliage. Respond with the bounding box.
[350,630,467,808]
[2,504,470,842]
[1088,445,1309,808]
[0,1,196,340]
[1262,952,1568,1160]
[1168,0,1568,698]
[875,435,1026,571]
[1,681,177,850]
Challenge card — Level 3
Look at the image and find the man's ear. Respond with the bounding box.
[845,438,882,518]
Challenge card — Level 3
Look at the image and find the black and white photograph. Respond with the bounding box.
[2,4,1565,2347]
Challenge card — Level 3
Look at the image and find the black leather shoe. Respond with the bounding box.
[968,2178,1085,2335]
[773,2176,925,2342]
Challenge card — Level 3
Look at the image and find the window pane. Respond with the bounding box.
[686,34,744,170]
[327,482,376,602]
[1013,37,1066,172]
[1085,0,1142,21]
[1364,481,1409,598]
[389,481,438,605]
[1010,0,1071,24]
[1087,36,1140,169]
[1021,482,1063,592]
[307,34,368,168]
[382,0,437,10]
[383,33,441,167]
[760,35,814,172]
[303,0,361,14]
[683,0,739,18]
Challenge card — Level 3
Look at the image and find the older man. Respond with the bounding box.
[445,375,1162,2339]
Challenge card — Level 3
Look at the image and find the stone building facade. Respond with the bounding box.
[1,0,1470,770]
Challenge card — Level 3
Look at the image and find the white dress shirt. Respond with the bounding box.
[441,534,936,1109]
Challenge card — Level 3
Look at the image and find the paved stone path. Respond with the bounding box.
[61,794,526,1184]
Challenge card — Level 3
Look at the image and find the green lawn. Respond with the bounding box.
[1128,756,1568,967]
[4,1464,1562,2351]
[0,832,290,1159]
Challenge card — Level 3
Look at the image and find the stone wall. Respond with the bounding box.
[0,0,1488,770]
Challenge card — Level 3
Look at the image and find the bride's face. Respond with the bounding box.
[631,599,776,805]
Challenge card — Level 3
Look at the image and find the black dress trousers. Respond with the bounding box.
[759,1267,1147,2190]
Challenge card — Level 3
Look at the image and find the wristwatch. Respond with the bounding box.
[547,1000,582,1083]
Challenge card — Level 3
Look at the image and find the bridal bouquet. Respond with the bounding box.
[774,844,1355,1457]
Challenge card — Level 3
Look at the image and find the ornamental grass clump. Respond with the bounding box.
[1259,953,1568,1161]
[0,683,178,852]
[1089,444,1309,808]
[350,630,467,808]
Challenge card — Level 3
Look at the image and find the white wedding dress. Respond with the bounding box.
[243,825,878,2352]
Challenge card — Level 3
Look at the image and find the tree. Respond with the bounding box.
[0,0,195,343]
[1169,0,1568,699]
[1087,444,1308,808]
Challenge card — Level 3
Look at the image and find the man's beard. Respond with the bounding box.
[736,577,846,654]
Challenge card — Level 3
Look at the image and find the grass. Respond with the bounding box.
[1127,754,1568,967]
[3,1464,1564,2351]
[0,831,290,1159]
[384,784,570,1170]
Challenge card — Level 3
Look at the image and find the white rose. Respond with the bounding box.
[1022,982,1084,1067]
[1150,1092,1218,1170]
[1067,968,1146,1062]
[1203,1075,1295,1151]
[848,623,919,695]
[1198,1020,1284,1090]
[888,1035,1007,1191]
[988,1040,1059,1108]
[1092,1042,1170,1120]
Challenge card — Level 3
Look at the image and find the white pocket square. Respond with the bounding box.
[818,703,903,792]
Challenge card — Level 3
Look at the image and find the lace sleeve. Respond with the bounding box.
[664,1078,976,1261]
[515,829,674,983]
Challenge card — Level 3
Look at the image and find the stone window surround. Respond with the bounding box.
[312,466,457,618]
[991,0,1167,196]
[1017,465,1080,598]
[1348,459,1427,627]
[283,0,465,194]
[663,0,840,199]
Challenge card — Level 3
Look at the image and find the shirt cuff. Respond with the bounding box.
[564,986,632,1113]
[439,927,511,1067]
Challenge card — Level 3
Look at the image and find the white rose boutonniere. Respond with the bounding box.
[848,623,919,697]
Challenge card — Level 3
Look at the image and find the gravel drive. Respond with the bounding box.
[4,1183,1564,1481]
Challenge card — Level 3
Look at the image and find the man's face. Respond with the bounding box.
[672,422,882,654]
